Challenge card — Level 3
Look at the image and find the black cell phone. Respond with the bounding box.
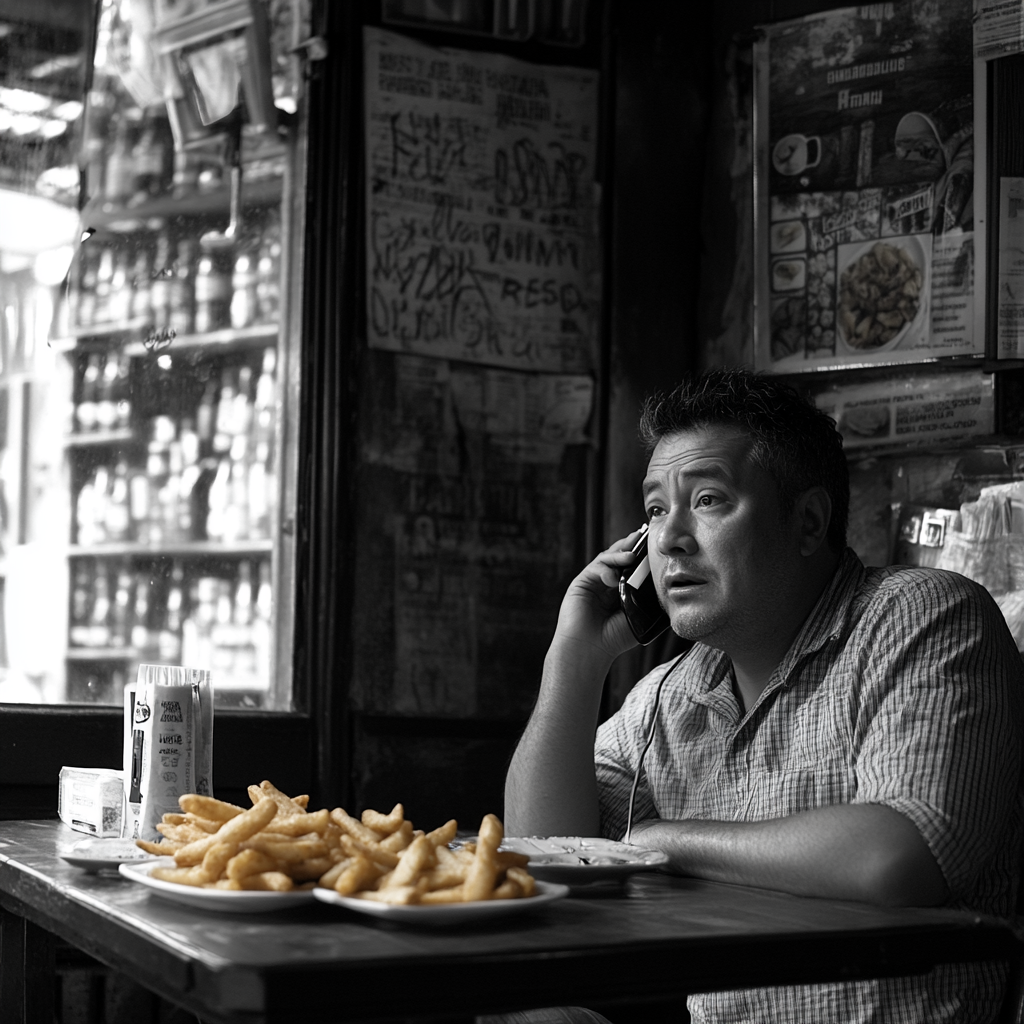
[618,524,670,646]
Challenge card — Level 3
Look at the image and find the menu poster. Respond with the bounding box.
[363,28,600,374]
[754,0,980,372]
[811,369,994,449]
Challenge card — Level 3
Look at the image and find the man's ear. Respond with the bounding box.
[795,486,832,556]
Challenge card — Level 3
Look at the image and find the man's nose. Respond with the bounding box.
[655,508,698,557]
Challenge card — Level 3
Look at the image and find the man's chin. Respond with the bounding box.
[667,607,722,646]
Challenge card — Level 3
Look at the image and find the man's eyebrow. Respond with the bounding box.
[642,464,733,497]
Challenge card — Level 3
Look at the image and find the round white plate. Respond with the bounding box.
[495,837,669,884]
[61,838,159,873]
[118,857,317,912]
[312,880,569,924]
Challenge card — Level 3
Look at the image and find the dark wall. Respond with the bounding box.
[603,1,714,706]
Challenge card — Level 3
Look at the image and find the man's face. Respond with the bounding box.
[643,424,804,654]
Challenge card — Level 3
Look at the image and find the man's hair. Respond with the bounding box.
[638,368,849,552]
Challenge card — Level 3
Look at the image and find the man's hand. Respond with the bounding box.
[504,528,647,838]
[552,527,646,661]
[627,804,949,908]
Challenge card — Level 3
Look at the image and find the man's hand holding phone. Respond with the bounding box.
[552,525,667,662]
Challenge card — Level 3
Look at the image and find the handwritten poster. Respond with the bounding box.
[364,28,600,373]
[753,0,981,371]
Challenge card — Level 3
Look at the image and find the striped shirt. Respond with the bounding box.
[595,549,1024,1024]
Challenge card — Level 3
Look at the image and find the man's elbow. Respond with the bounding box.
[860,845,949,907]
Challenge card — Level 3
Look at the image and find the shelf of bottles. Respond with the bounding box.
[59,76,287,709]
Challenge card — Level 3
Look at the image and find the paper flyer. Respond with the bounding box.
[812,370,995,449]
[997,176,1024,358]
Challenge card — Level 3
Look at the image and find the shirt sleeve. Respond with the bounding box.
[851,568,1024,906]
[594,662,676,841]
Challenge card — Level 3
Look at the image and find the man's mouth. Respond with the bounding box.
[663,572,706,593]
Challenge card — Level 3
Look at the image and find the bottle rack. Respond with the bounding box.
[58,189,284,709]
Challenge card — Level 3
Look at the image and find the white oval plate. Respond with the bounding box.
[118,857,317,912]
[61,838,159,873]
[312,880,568,924]
[494,837,669,883]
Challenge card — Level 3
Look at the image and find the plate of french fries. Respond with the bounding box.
[312,809,567,923]
[118,781,568,920]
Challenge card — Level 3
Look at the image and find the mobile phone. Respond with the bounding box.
[618,524,670,646]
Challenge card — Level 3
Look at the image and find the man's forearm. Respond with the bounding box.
[504,637,611,837]
[630,803,948,907]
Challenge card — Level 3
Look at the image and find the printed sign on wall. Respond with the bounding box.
[753,0,980,371]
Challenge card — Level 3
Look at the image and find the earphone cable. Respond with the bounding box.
[623,645,693,844]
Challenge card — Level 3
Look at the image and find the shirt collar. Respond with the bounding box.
[686,547,865,702]
[770,546,865,687]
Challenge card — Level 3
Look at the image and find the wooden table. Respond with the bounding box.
[1,820,1020,1023]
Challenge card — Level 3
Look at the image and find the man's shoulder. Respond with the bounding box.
[859,561,1000,611]
[853,562,1022,666]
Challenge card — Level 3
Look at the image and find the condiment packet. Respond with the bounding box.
[122,664,213,842]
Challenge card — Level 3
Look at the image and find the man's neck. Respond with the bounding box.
[729,548,843,715]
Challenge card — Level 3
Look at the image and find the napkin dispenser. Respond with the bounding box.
[123,664,213,842]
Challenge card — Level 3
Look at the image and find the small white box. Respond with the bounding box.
[58,767,123,837]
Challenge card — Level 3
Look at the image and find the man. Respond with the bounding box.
[504,368,1024,1023]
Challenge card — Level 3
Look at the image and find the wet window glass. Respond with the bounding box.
[0,0,305,710]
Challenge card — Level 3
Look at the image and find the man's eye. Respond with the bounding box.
[695,494,720,508]
[646,505,665,520]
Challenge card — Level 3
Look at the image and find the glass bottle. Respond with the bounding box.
[256,237,281,324]
[129,462,149,544]
[111,566,133,647]
[230,251,258,329]
[213,368,236,454]
[77,248,98,329]
[167,238,196,337]
[131,574,154,655]
[89,567,112,648]
[77,353,102,434]
[196,378,219,449]
[159,561,184,662]
[107,249,132,324]
[95,353,119,431]
[104,116,135,205]
[129,242,153,322]
[194,246,231,334]
[93,247,114,324]
[114,352,132,430]
[69,561,93,647]
[131,109,170,202]
[105,461,131,542]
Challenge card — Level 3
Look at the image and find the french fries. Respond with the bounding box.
[136,782,535,903]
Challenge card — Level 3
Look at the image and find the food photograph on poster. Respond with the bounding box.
[754,0,978,371]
